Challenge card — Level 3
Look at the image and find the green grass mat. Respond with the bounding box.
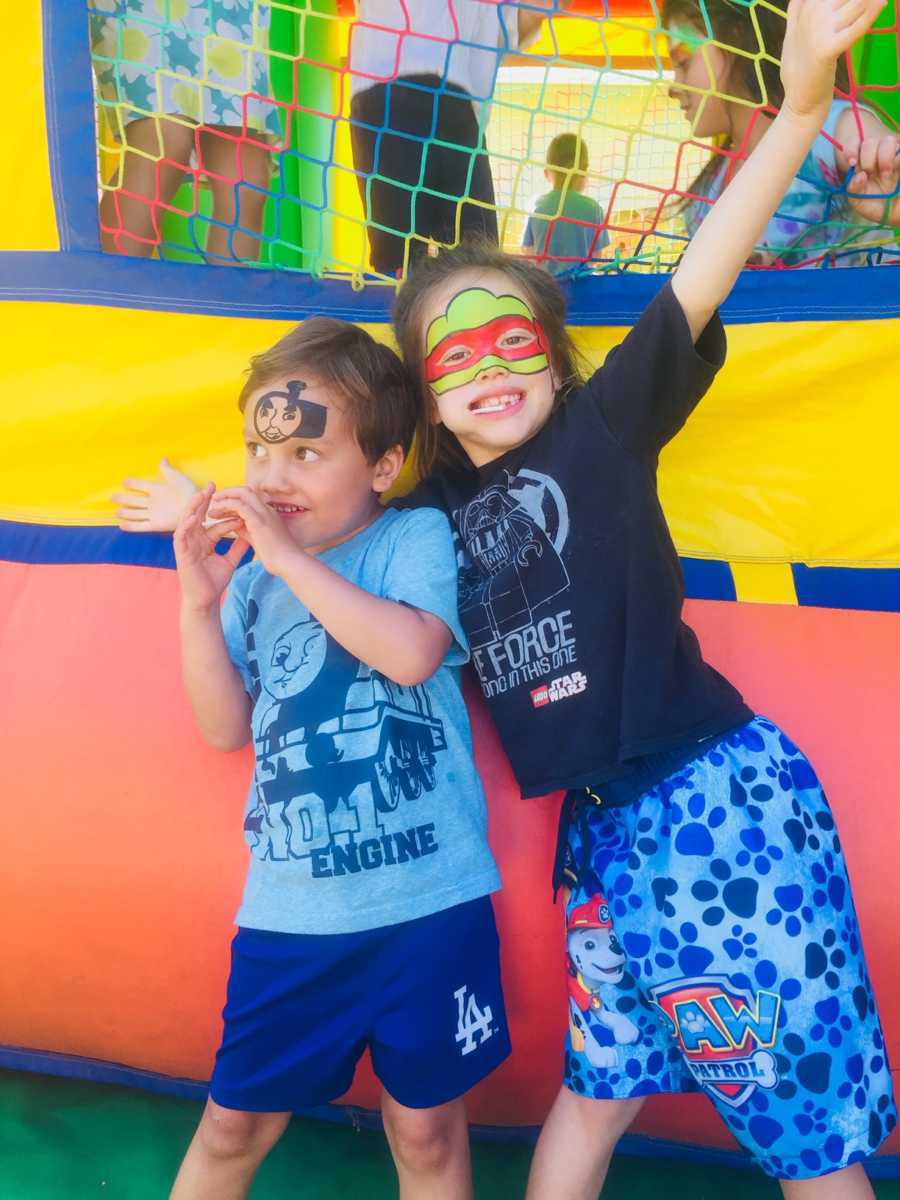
[2,1069,897,1198]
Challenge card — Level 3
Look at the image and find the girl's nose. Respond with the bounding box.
[477,363,510,381]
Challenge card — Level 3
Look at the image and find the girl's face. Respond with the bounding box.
[667,25,739,139]
[420,268,556,468]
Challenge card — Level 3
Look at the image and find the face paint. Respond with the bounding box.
[253,379,328,444]
[424,288,550,397]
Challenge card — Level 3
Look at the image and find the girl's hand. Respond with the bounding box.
[781,0,886,120]
[208,487,302,579]
[173,484,248,611]
[846,135,900,224]
[113,458,199,533]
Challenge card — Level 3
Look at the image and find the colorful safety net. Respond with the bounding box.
[88,0,900,278]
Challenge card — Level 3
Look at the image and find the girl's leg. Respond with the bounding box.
[381,1089,473,1200]
[100,116,195,256]
[781,1163,874,1199]
[199,129,272,264]
[526,1088,644,1200]
[169,1097,290,1200]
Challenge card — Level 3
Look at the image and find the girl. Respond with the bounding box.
[90,0,277,262]
[663,0,900,266]
[389,1,896,1195]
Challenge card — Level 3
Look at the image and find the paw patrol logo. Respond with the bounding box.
[650,975,781,1108]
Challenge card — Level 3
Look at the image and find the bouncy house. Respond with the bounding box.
[2,0,900,1177]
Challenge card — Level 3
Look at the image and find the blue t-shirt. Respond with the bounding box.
[220,507,500,935]
[523,188,609,276]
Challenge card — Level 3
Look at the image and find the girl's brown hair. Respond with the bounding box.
[393,240,588,478]
[662,0,850,204]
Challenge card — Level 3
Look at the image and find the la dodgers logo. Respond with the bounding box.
[454,985,495,1056]
[650,975,781,1108]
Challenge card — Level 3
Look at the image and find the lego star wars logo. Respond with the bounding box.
[531,671,588,708]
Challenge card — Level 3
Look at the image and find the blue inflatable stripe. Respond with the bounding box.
[0,520,176,569]
[5,522,900,613]
[680,557,736,602]
[792,564,900,613]
[3,249,900,326]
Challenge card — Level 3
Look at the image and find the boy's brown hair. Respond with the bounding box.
[546,133,589,192]
[238,317,417,462]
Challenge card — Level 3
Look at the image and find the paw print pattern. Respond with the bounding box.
[563,716,896,1179]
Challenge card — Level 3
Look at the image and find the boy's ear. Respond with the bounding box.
[372,444,405,494]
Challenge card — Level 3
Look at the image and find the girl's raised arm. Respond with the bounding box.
[671,0,886,341]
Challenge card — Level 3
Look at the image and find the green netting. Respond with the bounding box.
[88,1,900,279]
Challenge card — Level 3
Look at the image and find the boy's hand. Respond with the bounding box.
[781,0,885,120]
[208,487,302,579]
[174,484,248,611]
[113,458,199,533]
[846,135,900,224]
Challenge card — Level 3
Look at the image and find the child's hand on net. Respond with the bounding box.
[846,135,900,224]
[781,0,885,120]
[208,487,301,580]
[113,458,198,533]
[173,484,248,612]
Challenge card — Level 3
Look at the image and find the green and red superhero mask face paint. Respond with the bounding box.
[424,288,550,397]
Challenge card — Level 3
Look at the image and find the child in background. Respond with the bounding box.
[89,0,277,263]
[522,133,609,276]
[663,0,900,266]
[391,1,895,1195]
[167,318,507,1199]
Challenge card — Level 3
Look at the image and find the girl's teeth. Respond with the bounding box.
[476,393,520,413]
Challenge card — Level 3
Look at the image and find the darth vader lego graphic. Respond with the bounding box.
[455,468,570,650]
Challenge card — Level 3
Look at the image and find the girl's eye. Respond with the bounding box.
[439,345,472,368]
[246,442,264,459]
[296,447,320,463]
[498,329,535,350]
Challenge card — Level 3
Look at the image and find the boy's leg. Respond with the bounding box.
[382,1090,472,1200]
[525,1090,644,1200]
[169,1097,290,1200]
[370,897,510,1198]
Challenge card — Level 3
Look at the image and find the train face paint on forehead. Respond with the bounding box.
[253,379,328,444]
[424,288,550,396]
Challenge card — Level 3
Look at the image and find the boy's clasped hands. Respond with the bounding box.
[174,483,303,611]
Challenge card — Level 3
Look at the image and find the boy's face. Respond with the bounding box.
[422,268,556,468]
[242,375,400,555]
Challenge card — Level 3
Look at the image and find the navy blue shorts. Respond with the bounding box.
[209,896,510,1113]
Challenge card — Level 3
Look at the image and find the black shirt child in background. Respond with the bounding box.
[403,281,752,799]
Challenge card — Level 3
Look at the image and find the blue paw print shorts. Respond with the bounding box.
[562,717,896,1180]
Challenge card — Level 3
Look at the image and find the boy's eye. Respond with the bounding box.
[296,447,320,463]
[246,442,265,459]
[439,345,472,368]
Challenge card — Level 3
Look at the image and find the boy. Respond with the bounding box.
[522,133,609,276]
[169,317,508,1200]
